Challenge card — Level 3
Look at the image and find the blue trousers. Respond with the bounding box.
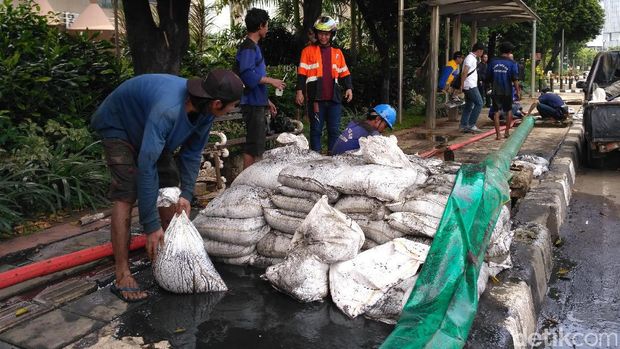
[308,101,342,152]
[460,88,483,129]
[537,103,564,120]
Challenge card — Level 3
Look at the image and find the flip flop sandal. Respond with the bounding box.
[110,284,149,303]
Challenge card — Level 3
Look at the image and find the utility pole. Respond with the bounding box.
[560,28,564,92]
[113,0,119,60]
[398,0,404,124]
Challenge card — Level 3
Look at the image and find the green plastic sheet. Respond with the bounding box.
[381,116,535,349]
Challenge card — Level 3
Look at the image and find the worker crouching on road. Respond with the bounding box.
[523,88,569,121]
[91,70,243,302]
[331,104,396,155]
[296,15,353,153]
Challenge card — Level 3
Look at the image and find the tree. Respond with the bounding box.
[491,0,604,73]
[189,0,216,52]
[123,0,191,74]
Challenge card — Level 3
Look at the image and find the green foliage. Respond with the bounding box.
[0,0,128,149]
[0,122,109,235]
[261,20,298,66]
[181,25,244,77]
[493,0,604,70]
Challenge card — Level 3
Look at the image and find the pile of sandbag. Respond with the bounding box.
[193,184,281,267]
[263,196,365,302]
[197,134,460,266]
[191,133,518,322]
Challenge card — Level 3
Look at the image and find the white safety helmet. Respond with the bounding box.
[313,16,338,33]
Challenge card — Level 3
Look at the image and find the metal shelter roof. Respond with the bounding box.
[427,0,540,26]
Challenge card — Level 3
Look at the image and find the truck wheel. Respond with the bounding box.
[584,142,604,169]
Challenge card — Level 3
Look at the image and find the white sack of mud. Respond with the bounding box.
[153,211,227,293]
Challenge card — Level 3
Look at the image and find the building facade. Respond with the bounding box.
[600,0,620,49]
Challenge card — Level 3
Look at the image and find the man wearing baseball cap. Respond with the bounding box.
[91,69,243,302]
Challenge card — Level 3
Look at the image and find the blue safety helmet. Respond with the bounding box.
[371,104,396,129]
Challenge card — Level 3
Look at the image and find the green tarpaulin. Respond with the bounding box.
[381,116,535,349]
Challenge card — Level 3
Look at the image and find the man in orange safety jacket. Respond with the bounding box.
[295,16,353,153]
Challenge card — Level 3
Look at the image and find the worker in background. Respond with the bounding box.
[486,41,520,139]
[296,16,353,153]
[331,104,396,155]
[438,51,465,105]
[235,8,284,169]
[523,88,569,121]
[459,43,486,133]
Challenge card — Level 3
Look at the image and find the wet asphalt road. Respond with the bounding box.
[535,167,620,349]
[114,264,393,349]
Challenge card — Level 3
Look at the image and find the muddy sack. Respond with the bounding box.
[232,148,321,190]
[263,208,305,235]
[153,212,227,293]
[329,238,429,318]
[486,205,513,258]
[278,158,360,202]
[387,212,440,238]
[256,231,293,258]
[200,185,273,219]
[356,219,406,245]
[215,252,284,268]
[512,154,549,177]
[263,144,322,161]
[193,215,269,247]
[385,190,448,217]
[290,196,364,264]
[334,196,390,220]
[271,194,317,213]
[364,275,417,324]
[359,135,415,169]
[276,133,309,149]
[329,164,428,202]
[263,249,330,302]
[157,187,181,207]
[203,239,255,258]
[277,185,322,202]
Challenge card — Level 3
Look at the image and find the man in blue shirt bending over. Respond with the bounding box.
[331,104,396,155]
[236,8,285,169]
[91,69,243,302]
[523,88,569,121]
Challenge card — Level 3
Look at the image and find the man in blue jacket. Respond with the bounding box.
[331,104,396,155]
[91,69,243,302]
[235,8,285,168]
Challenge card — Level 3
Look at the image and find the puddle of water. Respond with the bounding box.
[115,264,394,349]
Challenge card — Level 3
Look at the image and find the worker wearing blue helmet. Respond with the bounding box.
[331,104,396,155]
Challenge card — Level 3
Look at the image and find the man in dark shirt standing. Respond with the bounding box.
[487,41,521,140]
[235,8,285,168]
[478,53,491,107]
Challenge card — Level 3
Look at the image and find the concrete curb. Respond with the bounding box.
[467,119,584,348]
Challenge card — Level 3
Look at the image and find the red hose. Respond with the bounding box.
[0,235,146,289]
[419,120,519,158]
